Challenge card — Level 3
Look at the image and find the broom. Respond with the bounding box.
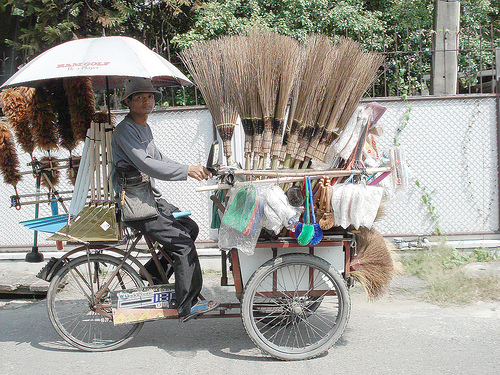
[220,35,256,169]
[249,30,281,169]
[270,35,304,170]
[350,227,395,300]
[313,42,384,162]
[0,87,36,156]
[180,39,239,165]
[0,121,22,188]
[282,34,332,169]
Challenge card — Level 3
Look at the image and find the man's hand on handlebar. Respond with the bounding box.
[188,166,213,181]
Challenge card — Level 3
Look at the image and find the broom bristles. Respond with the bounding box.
[351,227,395,300]
[180,39,239,163]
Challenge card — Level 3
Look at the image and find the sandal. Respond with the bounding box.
[181,300,219,322]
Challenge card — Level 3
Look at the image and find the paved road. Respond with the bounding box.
[0,274,499,375]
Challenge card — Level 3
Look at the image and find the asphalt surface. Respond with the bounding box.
[0,272,499,375]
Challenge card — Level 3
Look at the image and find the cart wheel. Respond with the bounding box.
[241,253,350,360]
[47,254,144,351]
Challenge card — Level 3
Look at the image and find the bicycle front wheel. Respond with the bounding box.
[242,253,351,360]
[47,254,144,351]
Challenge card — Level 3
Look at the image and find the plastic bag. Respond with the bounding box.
[218,185,265,256]
[260,184,301,235]
[331,182,384,229]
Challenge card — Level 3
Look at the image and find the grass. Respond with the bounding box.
[403,241,500,305]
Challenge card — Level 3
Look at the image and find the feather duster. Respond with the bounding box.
[46,80,76,151]
[0,121,21,186]
[39,156,60,189]
[0,87,36,154]
[29,87,59,152]
[64,77,95,142]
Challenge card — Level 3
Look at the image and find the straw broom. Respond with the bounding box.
[282,34,332,169]
[249,30,281,169]
[180,39,239,165]
[270,36,304,170]
[303,42,343,161]
[350,227,395,300]
[0,87,36,156]
[219,35,255,169]
[313,43,384,163]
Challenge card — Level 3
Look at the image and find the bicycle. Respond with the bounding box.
[39,223,353,360]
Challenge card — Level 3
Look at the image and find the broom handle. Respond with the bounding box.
[232,166,391,177]
[195,166,392,192]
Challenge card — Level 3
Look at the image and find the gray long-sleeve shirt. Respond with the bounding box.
[111,115,189,199]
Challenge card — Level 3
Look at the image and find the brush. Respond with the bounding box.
[0,87,36,155]
[0,121,21,187]
[306,176,323,245]
[219,35,253,168]
[180,39,239,165]
[270,36,304,169]
[63,77,95,143]
[29,87,59,152]
[39,156,60,189]
[46,79,76,152]
[282,34,332,169]
[350,227,395,300]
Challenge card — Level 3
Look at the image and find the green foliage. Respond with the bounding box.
[403,241,500,305]
[172,0,386,48]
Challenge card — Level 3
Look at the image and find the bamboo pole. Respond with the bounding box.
[195,166,391,192]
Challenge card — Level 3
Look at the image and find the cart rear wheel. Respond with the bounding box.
[241,253,350,360]
[47,254,144,351]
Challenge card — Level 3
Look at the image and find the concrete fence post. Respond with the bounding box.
[431,0,461,95]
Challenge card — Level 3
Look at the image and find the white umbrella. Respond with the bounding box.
[1,36,192,90]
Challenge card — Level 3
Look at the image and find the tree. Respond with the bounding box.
[2,1,200,62]
[172,0,386,49]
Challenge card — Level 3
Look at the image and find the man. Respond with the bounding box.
[111,77,218,321]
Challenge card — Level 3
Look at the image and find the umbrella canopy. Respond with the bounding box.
[1,36,192,90]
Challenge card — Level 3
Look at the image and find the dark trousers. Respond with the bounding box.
[124,198,202,316]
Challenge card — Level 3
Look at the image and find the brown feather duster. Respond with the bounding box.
[29,87,59,152]
[0,87,36,154]
[350,227,395,300]
[39,156,60,189]
[0,121,22,186]
[46,79,76,151]
[64,77,95,142]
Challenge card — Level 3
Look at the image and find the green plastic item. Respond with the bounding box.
[221,185,258,233]
[297,178,314,246]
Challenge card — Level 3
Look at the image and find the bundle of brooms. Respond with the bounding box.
[180,30,383,172]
